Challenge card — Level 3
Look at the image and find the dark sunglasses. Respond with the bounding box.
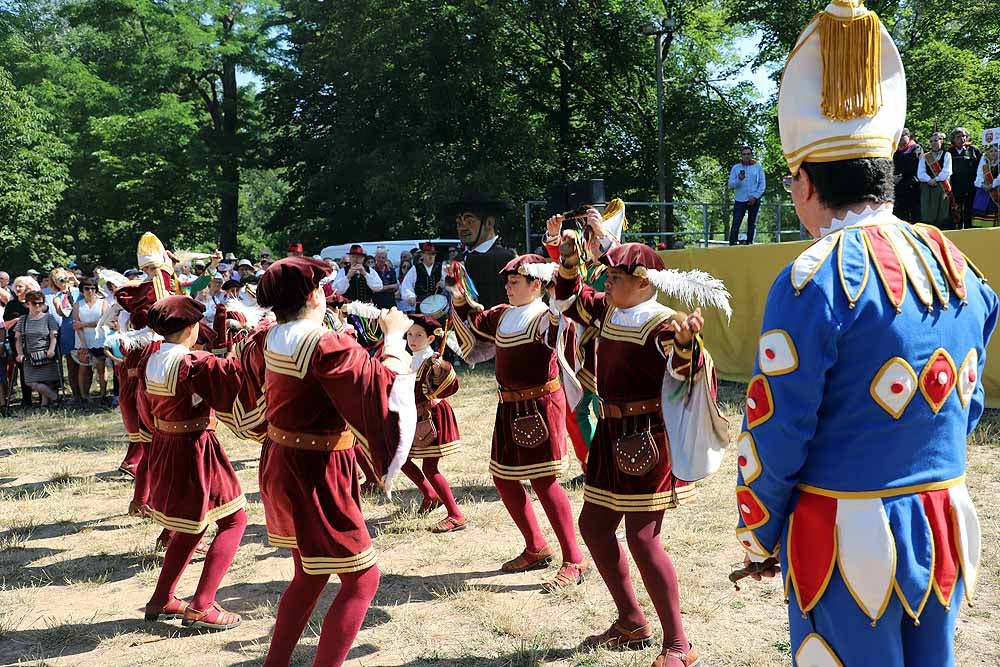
[82,286,97,291]
[28,301,45,306]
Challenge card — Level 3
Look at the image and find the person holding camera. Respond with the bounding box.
[727,146,766,245]
[332,244,384,302]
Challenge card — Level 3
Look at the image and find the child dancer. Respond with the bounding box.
[556,229,728,667]
[449,254,588,592]
[403,314,466,532]
[136,295,247,630]
[252,257,415,667]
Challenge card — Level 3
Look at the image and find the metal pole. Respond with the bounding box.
[775,203,782,243]
[702,203,709,247]
[523,201,532,254]
[655,33,666,235]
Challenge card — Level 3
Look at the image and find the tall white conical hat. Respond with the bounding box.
[778,0,905,174]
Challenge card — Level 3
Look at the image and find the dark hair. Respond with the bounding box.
[80,278,98,289]
[800,158,894,209]
[24,290,45,304]
[740,145,752,153]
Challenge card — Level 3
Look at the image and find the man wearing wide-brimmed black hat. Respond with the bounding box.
[441,190,517,309]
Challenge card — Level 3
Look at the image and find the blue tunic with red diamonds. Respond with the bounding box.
[735,209,997,666]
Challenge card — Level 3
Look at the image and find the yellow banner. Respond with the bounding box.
[658,228,1000,407]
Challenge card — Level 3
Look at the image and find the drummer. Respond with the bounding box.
[400,242,444,310]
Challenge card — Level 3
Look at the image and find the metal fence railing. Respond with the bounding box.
[522,200,806,253]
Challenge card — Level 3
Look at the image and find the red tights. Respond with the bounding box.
[578,502,687,661]
[493,475,583,564]
[401,458,463,519]
[148,508,247,611]
[263,550,380,667]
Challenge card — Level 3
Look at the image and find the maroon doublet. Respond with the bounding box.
[452,295,568,479]
[136,344,246,533]
[259,319,410,575]
[555,267,699,512]
[409,348,461,459]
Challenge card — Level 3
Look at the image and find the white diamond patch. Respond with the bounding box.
[736,431,761,484]
[870,357,917,419]
[758,329,798,376]
[957,348,979,408]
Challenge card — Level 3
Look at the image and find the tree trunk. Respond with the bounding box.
[218,46,239,252]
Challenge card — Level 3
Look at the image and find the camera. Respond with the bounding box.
[545,179,607,231]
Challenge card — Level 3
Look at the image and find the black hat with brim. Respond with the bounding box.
[440,190,515,219]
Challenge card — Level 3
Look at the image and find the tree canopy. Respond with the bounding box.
[0,0,997,271]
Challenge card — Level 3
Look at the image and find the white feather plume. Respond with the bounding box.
[645,268,732,321]
[114,327,162,352]
[225,298,267,329]
[344,301,381,319]
[520,262,559,284]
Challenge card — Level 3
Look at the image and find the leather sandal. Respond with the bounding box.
[193,538,210,557]
[118,463,136,479]
[418,497,443,514]
[652,644,701,667]
[144,596,189,622]
[580,621,654,651]
[154,530,171,552]
[541,558,591,593]
[181,601,242,631]
[430,516,468,533]
[501,546,554,573]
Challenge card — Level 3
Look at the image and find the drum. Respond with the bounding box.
[419,294,449,320]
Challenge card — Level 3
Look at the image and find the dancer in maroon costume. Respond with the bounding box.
[402,314,467,532]
[556,239,707,667]
[250,257,416,667]
[136,295,248,630]
[449,254,589,592]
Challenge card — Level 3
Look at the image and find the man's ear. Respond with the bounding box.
[484,215,496,232]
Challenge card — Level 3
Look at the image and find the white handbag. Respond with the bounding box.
[661,349,730,482]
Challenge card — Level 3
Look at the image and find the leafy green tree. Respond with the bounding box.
[0,67,71,271]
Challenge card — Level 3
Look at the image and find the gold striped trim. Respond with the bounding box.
[424,365,457,400]
[575,298,594,326]
[494,308,543,348]
[127,430,153,443]
[489,456,568,481]
[797,476,965,499]
[151,272,170,301]
[583,484,696,513]
[409,440,461,459]
[600,309,673,345]
[149,494,246,535]
[267,532,298,549]
[577,367,597,394]
[300,546,377,575]
[216,389,267,434]
[145,352,183,396]
[264,327,325,379]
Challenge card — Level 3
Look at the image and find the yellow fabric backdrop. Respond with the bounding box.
[658,228,1000,407]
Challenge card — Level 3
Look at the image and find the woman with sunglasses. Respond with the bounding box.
[14,290,60,406]
[47,268,82,403]
[73,278,110,404]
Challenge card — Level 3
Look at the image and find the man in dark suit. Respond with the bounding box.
[441,191,517,309]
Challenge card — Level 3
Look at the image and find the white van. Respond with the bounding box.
[319,239,461,266]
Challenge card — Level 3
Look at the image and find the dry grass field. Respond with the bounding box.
[1,369,998,666]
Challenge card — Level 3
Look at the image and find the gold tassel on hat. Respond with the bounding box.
[818,5,883,121]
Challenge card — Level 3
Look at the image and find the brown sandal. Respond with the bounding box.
[181,601,241,631]
[501,546,554,573]
[652,644,701,667]
[580,621,654,651]
[541,559,591,593]
[144,596,189,622]
[430,516,468,533]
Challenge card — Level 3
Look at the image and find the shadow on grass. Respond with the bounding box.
[225,642,378,666]
[0,468,130,500]
[0,617,184,663]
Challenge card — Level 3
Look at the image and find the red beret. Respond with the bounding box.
[288,242,304,252]
[599,243,665,274]
[147,295,206,335]
[408,313,443,337]
[257,257,332,314]
[419,241,437,253]
[114,282,156,330]
[348,244,366,256]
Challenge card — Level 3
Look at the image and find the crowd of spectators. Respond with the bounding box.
[894,126,998,228]
[0,241,466,411]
